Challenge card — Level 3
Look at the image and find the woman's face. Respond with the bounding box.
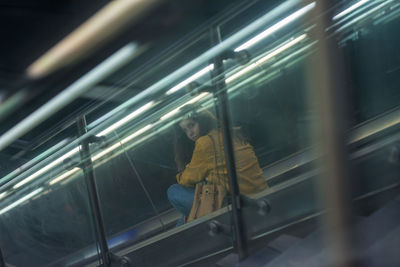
[179,118,200,142]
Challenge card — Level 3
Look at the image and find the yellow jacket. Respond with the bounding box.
[176,129,268,196]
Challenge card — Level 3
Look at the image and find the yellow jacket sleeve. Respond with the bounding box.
[176,135,212,187]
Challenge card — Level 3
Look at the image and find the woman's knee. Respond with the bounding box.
[167,184,181,202]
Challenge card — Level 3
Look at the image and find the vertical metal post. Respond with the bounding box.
[77,116,111,267]
[0,247,5,267]
[306,1,357,266]
[209,26,249,260]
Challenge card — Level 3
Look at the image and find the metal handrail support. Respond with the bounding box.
[0,247,5,267]
[77,116,111,267]
[209,26,249,260]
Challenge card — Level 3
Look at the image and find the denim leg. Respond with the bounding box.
[175,216,185,227]
[167,184,195,226]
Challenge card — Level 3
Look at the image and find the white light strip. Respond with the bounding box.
[258,34,307,63]
[336,0,393,32]
[0,139,70,185]
[227,34,307,83]
[90,124,153,162]
[81,93,207,171]
[0,188,43,215]
[352,112,400,142]
[226,63,258,84]
[333,0,369,21]
[160,92,209,121]
[91,141,122,161]
[120,124,153,144]
[50,123,157,185]
[74,1,301,141]
[50,124,155,185]
[186,92,209,105]
[234,2,315,52]
[27,0,159,78]
[0,192,7,200]
[0,43,138,152]
[160,109,180,121]
[166,65,214,95]
[49,167,81,185]
[13,147,81,189]
[96,101,154,136]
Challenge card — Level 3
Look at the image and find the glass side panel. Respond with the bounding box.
[221,0,315,173]
[219,0,400,265]
[83,30,213,133]
[0,147,101,266]
[332,3,400,266]
[216,0,318,251]
[332,0,400,123]
[80,32,236,264]
[89,87,234,266]
[1,0,399,265]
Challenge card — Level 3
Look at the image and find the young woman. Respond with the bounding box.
[167,108,268,226]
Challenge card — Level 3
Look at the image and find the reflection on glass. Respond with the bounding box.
[333,0,369,21]
[167,106,267,226]
[226,34,307,84]
[96,101,155,137]
[335,0,395,32]
[166,64,214,95]
[49,167,81,185]
[0,187,43,215]
[0,169,98,266]
[160,92,209,121]
[220,0,400,266]
[1,0,399,265]
[13,147,80,189]
[234,2,315,52]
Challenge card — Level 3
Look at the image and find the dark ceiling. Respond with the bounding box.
[0,0,109,88]
[0,0,257,177]
[0,0,109,175]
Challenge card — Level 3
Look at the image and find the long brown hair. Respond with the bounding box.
[173,107,217,171]
[172,105,249,172]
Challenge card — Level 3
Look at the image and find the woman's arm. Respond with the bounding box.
[176,136,212,187]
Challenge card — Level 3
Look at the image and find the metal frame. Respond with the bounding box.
[77,116,111,267]
[209,26,249,260]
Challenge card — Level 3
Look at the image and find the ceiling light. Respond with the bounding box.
[0,139,70,185]
[96,101,154,136]
[160,109,180,121]
[226,63,259,84]
[234,2,315,52]
[13,147,80,189]
[90,124,153,162]
[257,34,307,64]
[48,168,81,185]
[186,92,209,104]
[333,0,369,21]
[161,92,209,121]
[91,142,123,162]
[166,65,214,95]
[227,34,307,83]
[0,192,7,200]
[0,188,43,215]
[120,124,153,144]
[27,0,161,78]
[0,43,139,152]
[336,0,394,32]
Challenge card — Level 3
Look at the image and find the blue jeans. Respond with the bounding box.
[167,184,195,226]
